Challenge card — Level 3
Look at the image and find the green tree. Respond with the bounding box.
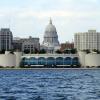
[55,49,62,54]
[92,49,100,54]
[82,49,90,54]
[0,49,5,54]
[34,48,39,54]
[71,48,77,54]
[39,49,46,54]
[63,49,70,54]
[24,49,30,54]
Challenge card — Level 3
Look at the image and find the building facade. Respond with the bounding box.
[13,37,29,51]
[22,36,40,53]
[13,36,40,53]
[42,19,60,53]
[78,51,100,68]
[0,28,13,51]
[21,54,79,67]
[13,38,23,51]
[74,30,100,51]
[60,42,74,51]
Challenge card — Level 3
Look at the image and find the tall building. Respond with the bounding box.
[42,19,60,53]
[74,30,100,51]
[0,28,13,51]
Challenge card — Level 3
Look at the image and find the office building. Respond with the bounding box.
[0,28,13,51]
[22,36,40,53]
[74,30,100,51]
[13,36,40,53]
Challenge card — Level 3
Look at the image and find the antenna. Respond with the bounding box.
[49,17,52,24]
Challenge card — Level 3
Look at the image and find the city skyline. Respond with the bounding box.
[0,0,100,43]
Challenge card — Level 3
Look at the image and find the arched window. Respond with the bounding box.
[47,57,55,65]
[38,57,46,65]
[29,57,37,65]
[64,57,72,65]
[56,57,63,65]
[21,57,26,65]
[72,57,79,65]
[24,58,30,65]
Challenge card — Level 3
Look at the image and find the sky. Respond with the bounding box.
[0,0,100,43]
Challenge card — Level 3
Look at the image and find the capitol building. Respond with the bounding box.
[42,19,60,53]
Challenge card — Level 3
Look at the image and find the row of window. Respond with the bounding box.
[21,57,79,65]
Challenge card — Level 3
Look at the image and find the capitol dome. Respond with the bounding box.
[44,19,57,37]
[42,19,60,53]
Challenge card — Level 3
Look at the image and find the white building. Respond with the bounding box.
[42,19,60,53]
[74,30,100,51]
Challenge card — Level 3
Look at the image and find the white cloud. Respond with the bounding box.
[0,7,99,20]
[17,9,100,20]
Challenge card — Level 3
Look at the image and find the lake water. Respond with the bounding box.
[0,69,100,100]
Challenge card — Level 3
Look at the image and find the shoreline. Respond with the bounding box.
[0,68,99,70]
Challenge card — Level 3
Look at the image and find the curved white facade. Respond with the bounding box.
[85,54,100,67]
[0,53,16,67]
[78,51,100,67]
[1,51,100,68]
[78,51,86,67]
[14,52,22,67]
[0,52,23,67]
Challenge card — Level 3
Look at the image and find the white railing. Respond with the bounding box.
[22,53,79,58]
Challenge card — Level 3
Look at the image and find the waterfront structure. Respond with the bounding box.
[0,51,80,67]
[42,19,60,53]
[21,54,79,67]
[0,28,13,51]
[0,51,22,67]
[74,30,100,51]
[78,51,100,68]
[1,51,100,68]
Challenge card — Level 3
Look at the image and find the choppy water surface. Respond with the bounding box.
[0,69,100,100]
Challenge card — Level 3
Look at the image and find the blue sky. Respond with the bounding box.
[0,0,100,43]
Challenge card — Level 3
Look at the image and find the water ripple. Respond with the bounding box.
[0,69,100,100]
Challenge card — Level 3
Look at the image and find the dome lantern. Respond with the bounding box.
[49,18,52,24]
